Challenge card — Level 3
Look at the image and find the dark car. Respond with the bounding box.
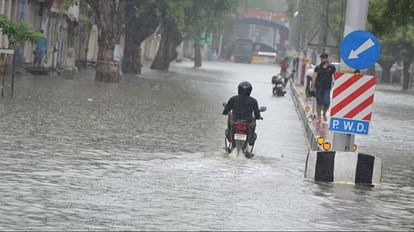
[232,39,253,63]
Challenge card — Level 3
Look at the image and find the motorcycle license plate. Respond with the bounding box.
[277,84,283,87]
[234,133,247,141]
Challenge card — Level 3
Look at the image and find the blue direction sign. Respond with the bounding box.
[329,117,370,135]
[340,30,381,70]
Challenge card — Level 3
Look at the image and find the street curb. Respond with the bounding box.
[289,80,320,151]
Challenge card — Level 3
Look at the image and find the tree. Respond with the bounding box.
[368,0,414,89]
[85,0,125,82]
[240,0,286,12]
[368,0,396,83]
[0,16,45,98]
[122,0,159,75]
[285,0,345,59]
[381,0,414,27]
[0,16,44,49]
[375,37,398,83]
[185,0,237,67]
[150,0,191,71]
[76,1,95,68]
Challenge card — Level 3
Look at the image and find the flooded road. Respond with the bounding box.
[0,62,412,230]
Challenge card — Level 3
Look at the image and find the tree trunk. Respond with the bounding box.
[380,61,393,83]
[77,0,91,68]
[367,66,375,76]
[151,20,183,71]
[194,32,202,68]
[122,32,141,74]
[65,20,79,70]
[122,1,159,74]
[86,0,124,82]
[67,20,78,48]
[150,27,171,70]
[402,61,411,89]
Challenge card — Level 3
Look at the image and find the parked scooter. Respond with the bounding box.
[271,75,286,96]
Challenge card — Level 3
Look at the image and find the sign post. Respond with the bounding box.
[305,0,382,185]
[332,0,380,151]
[329,72,377,149]
[333,31,380,150]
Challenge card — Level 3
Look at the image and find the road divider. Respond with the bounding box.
[305,151,381,186]
[289,80,382,186]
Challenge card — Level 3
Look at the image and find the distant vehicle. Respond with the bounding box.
[271,74,286,96]
[231,40,278,64]
[251,43,278,64]
[232,39,253,63]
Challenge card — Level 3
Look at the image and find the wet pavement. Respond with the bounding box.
[0,62,412,230]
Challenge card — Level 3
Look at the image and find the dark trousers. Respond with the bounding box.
[305,75,313,97]
[315,88,331,111]
[33,56,44,67]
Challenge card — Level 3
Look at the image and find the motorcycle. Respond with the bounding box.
[223,104,267,159]
[271,74,286,96]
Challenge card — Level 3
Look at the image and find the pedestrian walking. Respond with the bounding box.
[311,53,336,123]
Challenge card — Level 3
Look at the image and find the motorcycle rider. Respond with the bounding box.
[222,82,262,145]
[279,57,289,78]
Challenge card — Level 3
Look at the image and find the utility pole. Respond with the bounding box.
[297,0,304,52]
[332,0,369,152]
[318,0,329,54]
[299,0,306,52]
[289,0,300,52]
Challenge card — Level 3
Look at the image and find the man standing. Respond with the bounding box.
[33,30,48,67]
[311,53,336,122]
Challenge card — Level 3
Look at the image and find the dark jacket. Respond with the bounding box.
[222,95,261,122]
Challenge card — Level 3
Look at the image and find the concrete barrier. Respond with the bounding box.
[305,151,382,186]
[289,80,320,151]
[290,81,382,186]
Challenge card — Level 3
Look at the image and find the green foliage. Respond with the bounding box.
[159,0,192,33]
[185,0,238,36]
[80,15,89,26]
[368,0,414,64]
[133,0,158,19]
[239,0,286,12]
[382,0,414,28]
[0,15,45,48]
[123,0,190,33]
[58,0,75,16]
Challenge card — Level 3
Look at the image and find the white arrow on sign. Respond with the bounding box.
[348,38,375,59]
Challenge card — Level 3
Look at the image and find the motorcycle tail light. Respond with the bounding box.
[235,122,248,133]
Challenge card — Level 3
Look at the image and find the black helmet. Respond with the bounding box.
[238,81,252,96]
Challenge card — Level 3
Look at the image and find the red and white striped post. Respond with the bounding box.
[331,73,376,122]
[333,0,369,151]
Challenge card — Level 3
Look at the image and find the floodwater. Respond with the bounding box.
[0,62,412,230]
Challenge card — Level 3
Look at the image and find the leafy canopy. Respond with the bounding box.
[0,16,45,48]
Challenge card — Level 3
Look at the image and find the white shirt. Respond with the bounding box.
[305,68,314,77]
